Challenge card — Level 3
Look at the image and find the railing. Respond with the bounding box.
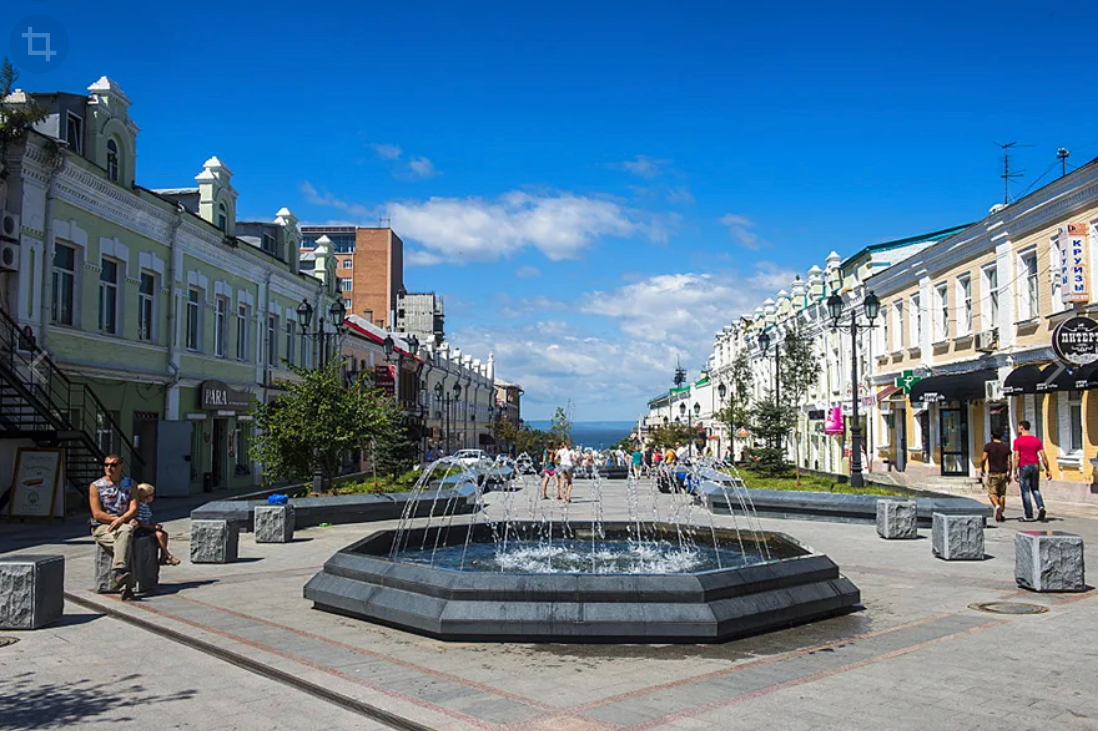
[0,306,145,479]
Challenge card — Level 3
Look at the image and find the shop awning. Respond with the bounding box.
[876,385,902,402]
[1003,364,1043,395]
[910,368,998,402]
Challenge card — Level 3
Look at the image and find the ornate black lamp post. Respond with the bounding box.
[756,329,782,451]
[452,381,462,451]
[296,298,346,368]
[826,288,880,488]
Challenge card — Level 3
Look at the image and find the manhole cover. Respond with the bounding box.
[969,602,1048,615]
[0,636,19,648]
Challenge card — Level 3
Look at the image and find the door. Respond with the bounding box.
[212,419,226,489]
[939,403,969,476]
[156,420,194,497]
[895,405,907,472]
[135,417,159,484]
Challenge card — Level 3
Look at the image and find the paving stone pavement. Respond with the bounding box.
[2,475,1097,730]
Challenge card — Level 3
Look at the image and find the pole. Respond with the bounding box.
[395,352,402,410]
[850,318,864,488]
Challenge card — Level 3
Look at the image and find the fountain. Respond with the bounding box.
[304,455,860,642]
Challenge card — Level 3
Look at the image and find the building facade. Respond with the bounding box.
[301,225,404,329]
[0,77,338,501]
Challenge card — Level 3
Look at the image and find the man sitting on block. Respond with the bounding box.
[89,454,138,598]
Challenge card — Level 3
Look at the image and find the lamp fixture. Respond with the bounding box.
[296,299,313,332]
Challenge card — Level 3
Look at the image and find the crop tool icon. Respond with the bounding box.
[22,26,57,62]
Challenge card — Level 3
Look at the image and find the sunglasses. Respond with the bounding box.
[104,462,122,467]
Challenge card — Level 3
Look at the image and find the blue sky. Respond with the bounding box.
[8,0,1098,419]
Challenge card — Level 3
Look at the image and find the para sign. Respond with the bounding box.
[1059,223,1090,304]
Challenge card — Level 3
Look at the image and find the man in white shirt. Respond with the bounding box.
[556,441,576,502]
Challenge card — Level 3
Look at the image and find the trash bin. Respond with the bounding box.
[203,472,213,493]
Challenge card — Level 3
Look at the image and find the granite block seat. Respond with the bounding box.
[0,555,64,630]
[876,499,918,539]
[94,532,160,594]
[191,520,239,564]
[255,504,295,543]
[932,513,985,561]
[1015,530,1086,592]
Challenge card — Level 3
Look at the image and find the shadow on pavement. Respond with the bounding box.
[0,673,196,730]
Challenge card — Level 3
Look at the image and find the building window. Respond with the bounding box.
[214,296,229,357]
[909,293,921,346]
[982,265,999,330]
[138,272,156,342]
[957,275,972,336]
[186,287,202,350]
[51,243,76,326]
[217,202,228,233]
[106,139,119,181]
[880,306,889,353]
[285,320,295,366]
[236,304,251,361]
[98,257,120,335]
[1068,391,1083,453]
[934,283,948,341]
[893,301,904,349]
[65,113,83,155]
[1020,250,1038,320]
[95,411,120,455]
[268,314,279,366]
[340,278,352,292]
[342,259,353,269]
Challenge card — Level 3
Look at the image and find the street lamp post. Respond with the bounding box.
[826,288,880,488]
[718,382,727,458]
[452,381,462,452]
[757,329,782,451]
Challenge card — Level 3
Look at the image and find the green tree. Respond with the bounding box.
[372,413,419,477]
[548,406,572,445]
[646,422,697,448]
[746,390,795,476]
[715,347,754,443]
[779,322,821,482]
[0,59,48,171]
[250,360,393,489]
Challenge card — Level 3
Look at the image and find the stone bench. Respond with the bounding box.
[191,520,239,563]
[94,532,160,595]
[1015,530,1086,592]
[0,555,64,630]
[932,513,985,561]
[876,499,918,539]
[255,504,294,543]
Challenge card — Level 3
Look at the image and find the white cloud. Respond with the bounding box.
[618,154,668,178]
[720,213,768,250]
[384,190,645,263]
[371,143,403,160]
[406,156,439,179]
[515,265,541,278]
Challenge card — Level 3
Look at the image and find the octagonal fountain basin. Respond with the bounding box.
[304,522,860,643]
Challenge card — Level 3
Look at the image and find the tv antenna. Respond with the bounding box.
[377,216,391,228]
[995,141,1031,204]
[673,357,686,388]
[1057,147,1071,177]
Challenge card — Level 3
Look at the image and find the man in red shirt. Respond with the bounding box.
[1012,420,1049,522]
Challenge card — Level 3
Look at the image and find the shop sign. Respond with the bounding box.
[807,409,825,420]
[198,380,253,411]
[374,364,396,397]
[1052,316,1098,366]
[1059,223,1090,304]
[895,370,922,395]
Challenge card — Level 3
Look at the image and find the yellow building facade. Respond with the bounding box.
[868,157,1098,505]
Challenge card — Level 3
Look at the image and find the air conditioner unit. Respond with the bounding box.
[975,329,999,352]
[0,240,19,272]
[0,212,18,242]
[985,379,1004,402]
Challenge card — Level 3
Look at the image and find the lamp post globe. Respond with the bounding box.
[328,299,346,325]
[864,290,881,322]
[296,299,313,331]
[718,382,727,400]
[408,335,419,356]
[382,334,394,359]
[757,330,770,354]
[827,291,844,324]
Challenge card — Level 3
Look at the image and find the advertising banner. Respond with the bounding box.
[1059,223,1090,304]
[374,364,396,397]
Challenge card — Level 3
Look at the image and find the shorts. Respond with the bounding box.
[986,473,1009,499]
[557,465,574,476]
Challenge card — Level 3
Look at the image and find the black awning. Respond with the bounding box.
[1003,364,1043,395]
[910,368,998,402]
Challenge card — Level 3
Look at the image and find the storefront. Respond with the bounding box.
[186,380,256,493]
[909,368,997,477]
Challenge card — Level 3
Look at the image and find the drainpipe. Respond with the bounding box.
[164,204,185,407]
[37,155,66,351]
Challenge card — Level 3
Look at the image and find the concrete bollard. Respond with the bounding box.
[254,504,295,543]
[190,520,239,564]
[1015,530,1085,592]
[876,499,918,539]
[0,555,64,630]
[932,513,985,560]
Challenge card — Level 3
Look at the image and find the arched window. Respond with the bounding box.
[217,202,228,232]
[106,139,119,182]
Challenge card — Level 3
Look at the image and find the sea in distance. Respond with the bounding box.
[523,420,636,450]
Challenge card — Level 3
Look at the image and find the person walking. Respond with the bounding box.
[540,442,558,499]
[631,447,644,479]
[1012,420,1050,522]
[979,429,1012,522]
[556,441,576,502]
